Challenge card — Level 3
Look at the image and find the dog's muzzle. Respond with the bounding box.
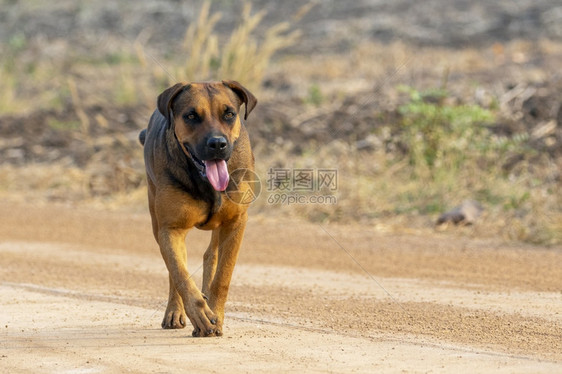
[184,141,231,192]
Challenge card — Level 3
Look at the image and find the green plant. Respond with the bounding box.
[47,118,81,131]
[306,83,324,106]
[398,86,496,172]
[8,32,27,52]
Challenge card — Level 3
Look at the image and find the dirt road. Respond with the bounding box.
[0,202,561,373]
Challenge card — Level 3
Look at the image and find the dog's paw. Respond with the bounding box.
[192,324,222,337]
[161,309,187,329]
[191,314,223,337]
[185,297,219,337]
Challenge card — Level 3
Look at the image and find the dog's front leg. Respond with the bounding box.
[158,228,218,337]
[202,229,219,299]
[207,213,248,336]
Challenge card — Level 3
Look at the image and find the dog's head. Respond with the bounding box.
[157,80,257,191]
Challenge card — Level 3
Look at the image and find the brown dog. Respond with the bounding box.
[139,80,257,337]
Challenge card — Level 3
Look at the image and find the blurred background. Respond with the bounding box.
[0,0,561,244]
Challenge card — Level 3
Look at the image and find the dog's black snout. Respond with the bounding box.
[207,136,228,151]
[199,134,231,160]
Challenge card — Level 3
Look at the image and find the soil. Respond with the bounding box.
[1,1,562,372]
[1,202,561,372]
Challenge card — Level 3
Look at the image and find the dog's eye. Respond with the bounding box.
[223,112,235,120]
[183,112,198,123]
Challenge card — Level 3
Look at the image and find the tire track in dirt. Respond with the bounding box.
[6,285,560,374]
[2,241,560,323]
[1,238,561,361]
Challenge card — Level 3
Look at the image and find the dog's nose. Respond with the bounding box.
[207,136,228,151]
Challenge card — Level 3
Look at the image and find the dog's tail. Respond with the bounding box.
[139,129,147,146]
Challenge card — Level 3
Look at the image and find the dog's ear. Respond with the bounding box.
[157,83,189,125]
[222,80,257,120]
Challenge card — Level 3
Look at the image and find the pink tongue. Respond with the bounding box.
[204,160,229,191]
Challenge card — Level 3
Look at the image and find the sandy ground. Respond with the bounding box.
[0,202,561,373]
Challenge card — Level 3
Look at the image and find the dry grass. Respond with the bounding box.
[0,58,64,116]
[249,138,561,245]
[0,3,560,245]
[146,0,302,91]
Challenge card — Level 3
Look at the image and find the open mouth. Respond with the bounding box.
[184,146,229,192]
[186,148,206,176]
